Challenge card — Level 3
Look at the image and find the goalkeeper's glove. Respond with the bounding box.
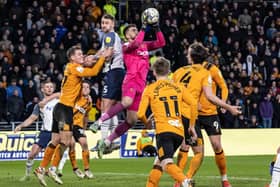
[141,22,152,32]
[151,22,160,32]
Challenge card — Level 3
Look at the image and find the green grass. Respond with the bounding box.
[0,155,272,187]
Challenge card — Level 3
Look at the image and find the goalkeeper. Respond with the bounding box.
[89,10,165,158]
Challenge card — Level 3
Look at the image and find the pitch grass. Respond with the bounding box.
[0,155,272,187]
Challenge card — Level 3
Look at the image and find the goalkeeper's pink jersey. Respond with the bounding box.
[122,30,165,90]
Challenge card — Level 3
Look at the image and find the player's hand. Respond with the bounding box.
[228,105,242,116]
[146,114,154,129]
[198,103,202,111]
[38,99,47,108]
[84,55,98,66]
[88,95,92,103]
[101,48,113,60]
[14,125,21,133]
[188,126,197,142]
[220,108,226,114]
[151,22,160,32]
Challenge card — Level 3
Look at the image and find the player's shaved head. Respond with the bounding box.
[152,57,170,76]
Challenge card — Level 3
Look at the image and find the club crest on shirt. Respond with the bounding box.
[105,37,111,44]
[76,66,84,73]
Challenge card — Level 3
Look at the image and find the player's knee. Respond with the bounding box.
[180,142,190,151]
[277,147,280,154]
[192,144,204,154]
[126,117,137,126]
[121,98,133,108]
[79,141,88,150]
[161,158,173,171]
[52,134,60,145]
[212,142,222,153]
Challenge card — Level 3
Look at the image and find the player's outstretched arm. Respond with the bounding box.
[14,114,38,133]
[38,92,60,108]
[74,48,112,77]
[145,29,166,51]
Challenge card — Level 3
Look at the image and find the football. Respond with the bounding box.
[142,8,159,25]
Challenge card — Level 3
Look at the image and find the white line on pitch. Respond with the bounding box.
[93,172,269,181]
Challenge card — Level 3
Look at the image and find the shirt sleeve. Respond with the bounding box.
[137,87,150,125]
[145,31,166,51]
[211,66,228,101]
[32,104,40,117]
[103,32,116,48]
[202,71,212,88]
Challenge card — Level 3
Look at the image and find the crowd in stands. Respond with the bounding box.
[0,0,279,129]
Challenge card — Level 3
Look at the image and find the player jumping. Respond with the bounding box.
[90,20,165,158]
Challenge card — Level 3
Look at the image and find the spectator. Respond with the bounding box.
[103,0,116,18]
[259,93,274,128]
[0,80,7,121]
[238,8,252,29]
[7,89,24,122]
[87,1,102,23]
[23,79,38,104]
[248,115,262,128]
[242,55,256,76]
[6,78,23,98]
[41,42,53,62]
[272,94,280,128]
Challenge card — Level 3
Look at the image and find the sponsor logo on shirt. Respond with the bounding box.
[137,50,149,56]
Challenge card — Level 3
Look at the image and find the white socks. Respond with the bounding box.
[58,148,69,172]
[26,159,34,176]
[270,154,280,187]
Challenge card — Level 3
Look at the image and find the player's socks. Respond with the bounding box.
[69,150,78,169]
[100,103,125,122]
[51,144,62,167]
[107,121,131,143]
[100,117,111,139]
[186,152,203,178]
[40,143,56,168]
[26,159,34,176]
[58,148,69,173]
[82,150,90,170]
[215,150,227,179]
[177,149,188,171]
[165,163,186,183]
[146,165,163,187]
[270,153,280,186]
[111,115,121,148]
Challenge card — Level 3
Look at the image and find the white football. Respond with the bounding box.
[142,8,159,25]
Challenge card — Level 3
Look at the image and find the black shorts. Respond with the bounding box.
[52,103,73,133]
[182,116,203,146]
[156,132,183,161]
[102,68,125,100]
[73,125,86,142]
[198,115,222,136]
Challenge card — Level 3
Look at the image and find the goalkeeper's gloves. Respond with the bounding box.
[141,20,152,32]
[151,22,160,32]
